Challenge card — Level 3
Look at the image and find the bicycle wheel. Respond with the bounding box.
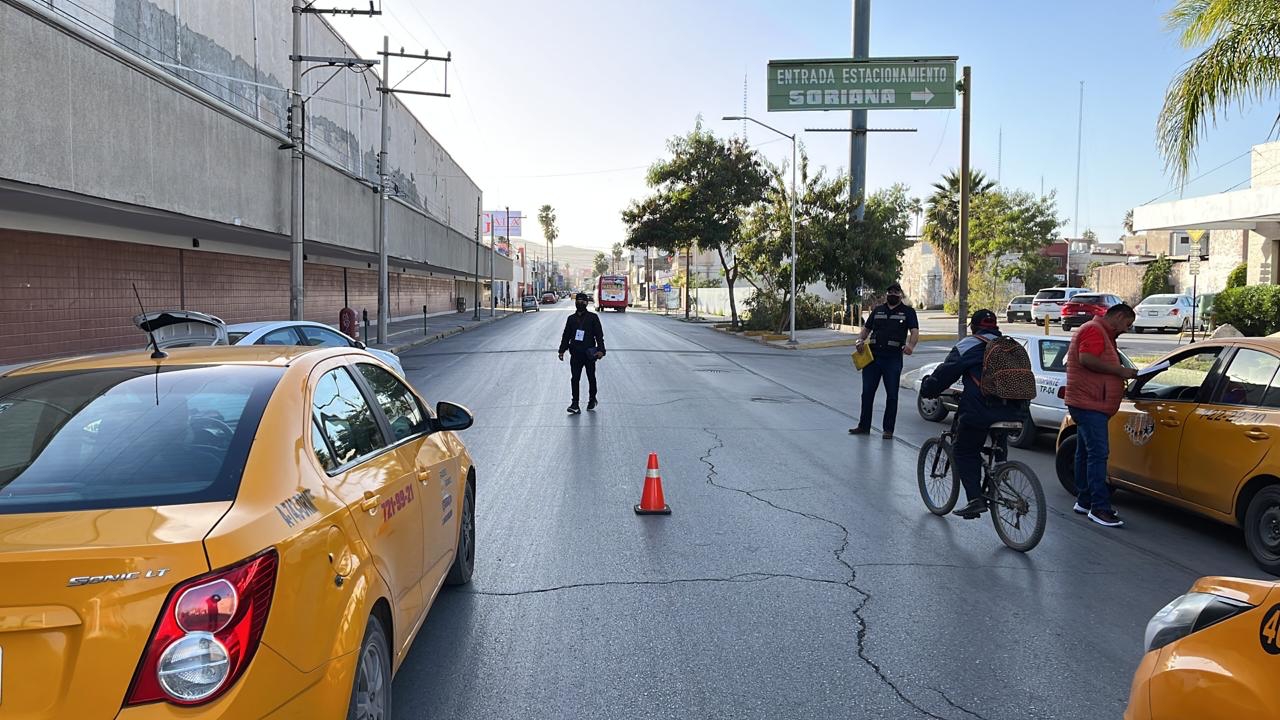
[917,438,959,516]
[988,460,1047,552]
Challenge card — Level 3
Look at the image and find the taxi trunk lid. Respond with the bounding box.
[0,503,227,719]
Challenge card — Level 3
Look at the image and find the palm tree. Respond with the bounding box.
[1158,0,1280,182]
[923,169,996,297]
[1123,209,1135,235]
[611,242,624,272]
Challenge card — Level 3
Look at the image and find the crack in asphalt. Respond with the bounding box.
[931,688,991,720]
[850,561,1119,576]
[697,428,952,720]
[459,571,846,597]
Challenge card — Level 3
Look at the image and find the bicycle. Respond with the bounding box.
[916,414,1047,552]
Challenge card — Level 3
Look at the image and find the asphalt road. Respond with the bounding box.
[390,306,1262,720]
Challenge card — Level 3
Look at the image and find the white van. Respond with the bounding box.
[1031,287,1092,325]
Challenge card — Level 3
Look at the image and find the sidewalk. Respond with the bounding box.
[707,322,958,350]
[370,309,518,354]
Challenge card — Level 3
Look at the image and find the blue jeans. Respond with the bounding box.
[1069,406,1112,512]
[858,350,903,433]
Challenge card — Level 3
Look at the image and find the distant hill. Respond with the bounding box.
[514,241,612,274]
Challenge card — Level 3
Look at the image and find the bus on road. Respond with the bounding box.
[596,275,629,312]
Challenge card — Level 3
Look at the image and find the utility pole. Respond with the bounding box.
[1072,80,1084,287]
[474,197,481,320]
[289,1,380,322]
[495,207,504,317]
[849,0,870,222]
[957,65,972,340]
[376,41,452,341]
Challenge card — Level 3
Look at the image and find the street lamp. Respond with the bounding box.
[723,115,797,344]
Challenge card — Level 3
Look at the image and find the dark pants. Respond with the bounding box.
[954,417,991,502]
[570,350,598,403]
[858,350,903,433]
[1069,406,1112,512]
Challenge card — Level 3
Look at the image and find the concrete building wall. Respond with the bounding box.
[1091,264,1145,304]
[898,241,945,309]
[1,0,495,277]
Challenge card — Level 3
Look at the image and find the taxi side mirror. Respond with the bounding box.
[434,401,474,432]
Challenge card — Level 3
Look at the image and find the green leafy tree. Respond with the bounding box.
[1142,254,1176,298]
[611,242,624,272]
[819,184,916,311]
[622,121,769,326]
[738,148,831,300]
[1214,284,1280,335]
[1158,0,1280,181]
[593,252,609,276]
[1082,228,1098,246]
[923,169,998,297]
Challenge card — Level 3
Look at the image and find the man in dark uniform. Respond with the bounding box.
[849,282,919,439]
[558,292,606,414]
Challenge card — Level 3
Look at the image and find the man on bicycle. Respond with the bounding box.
[920,309,1030,518]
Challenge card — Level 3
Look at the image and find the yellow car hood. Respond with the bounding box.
[0,502,229,719]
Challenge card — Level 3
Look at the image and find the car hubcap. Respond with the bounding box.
[920,398,941,415]
[355,641,387,720]
[1262,505,1280,553]
[462,492,475,566]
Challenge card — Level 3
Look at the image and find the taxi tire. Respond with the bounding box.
[917,393,949,423]
[445,482,475,586]
[1243,485,1280,575]
[347,616,392,720]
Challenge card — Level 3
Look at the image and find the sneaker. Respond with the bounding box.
[882,432,894,440]
[848,427,871,435]
[567,403,581,414]
[1073,502,1090,515]
[1088,508,1124,528]
[952,498,988,518]
[587,398,598,411]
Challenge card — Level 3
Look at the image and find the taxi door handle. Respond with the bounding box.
[1246,429,1271,441]
[1159,419,1181,428]
[417,470,432,484]
[358,492,380,514]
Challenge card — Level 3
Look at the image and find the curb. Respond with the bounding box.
[381,313,516,354]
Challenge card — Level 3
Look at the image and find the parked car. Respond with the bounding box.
[521,295,540,312]
[1031,287,1093,325]
[1060,293,1125,331]
[1054,338,1280,573]
[0,345,477,718]
[1005,295,1034,323]
[134,310,229,349]
[226,320,404,376]
[914,333,1135,448]
[1196,292,1219,331]
[1133,293,1195,333]
[541,292,557,304]
[1125,575,1280,719]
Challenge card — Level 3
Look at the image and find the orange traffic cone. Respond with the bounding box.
[634,452,672,515]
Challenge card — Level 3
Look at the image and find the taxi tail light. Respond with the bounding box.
[125,549,278,707]
[1170,308,1180,316]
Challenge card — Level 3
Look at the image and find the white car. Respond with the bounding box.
[1031,287,1093,325]
[1132,294,1194,333]
[913,333,1135,448]
[1005,295,1034,323]
[226,320,404,375]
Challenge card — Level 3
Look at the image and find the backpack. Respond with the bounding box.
[975,336,1037,401]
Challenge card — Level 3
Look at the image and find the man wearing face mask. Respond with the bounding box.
[558,292,606,414]
[849,282,919,439]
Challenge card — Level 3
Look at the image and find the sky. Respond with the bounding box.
[331,0,1279,252]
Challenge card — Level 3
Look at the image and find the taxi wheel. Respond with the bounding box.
[445,483,475,586]
[1055,434,1078,496]
[1244,485,1280,575]
[347,616,391,720]
[917,393,948,423]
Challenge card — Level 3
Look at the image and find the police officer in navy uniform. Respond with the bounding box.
[849,282,919,439]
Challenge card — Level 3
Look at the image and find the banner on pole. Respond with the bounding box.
[483,211,523,237]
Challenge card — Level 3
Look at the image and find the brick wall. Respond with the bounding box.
[1,230,470,363]
[1091,264,1145,304]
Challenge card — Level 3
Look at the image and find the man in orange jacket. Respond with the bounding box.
[1065,303,1138,528]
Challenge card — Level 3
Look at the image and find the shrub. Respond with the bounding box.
[742,291,836,332]
[1226,262,1249,290]
[1141,255,1174,298]
[1213,285,1280,336]
[943,298,960,316]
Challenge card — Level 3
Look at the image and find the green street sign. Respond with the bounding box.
[767,57,958,112]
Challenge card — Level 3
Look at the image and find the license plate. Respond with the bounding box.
[1148,310,1159,316]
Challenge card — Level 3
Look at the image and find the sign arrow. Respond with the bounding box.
[910,88,935,104]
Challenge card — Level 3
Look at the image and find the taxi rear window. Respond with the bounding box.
[0,365,282,514]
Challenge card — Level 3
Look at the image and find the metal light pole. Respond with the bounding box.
[724,116,797,344]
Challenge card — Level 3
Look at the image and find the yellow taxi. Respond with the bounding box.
[0,345,477,718]
[1054,338,1280,573]
[1126,575,1280,719]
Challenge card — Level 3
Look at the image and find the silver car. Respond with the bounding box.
[225,320,404,375]
[1132,294,1194,333]
[914,333,1134,448]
